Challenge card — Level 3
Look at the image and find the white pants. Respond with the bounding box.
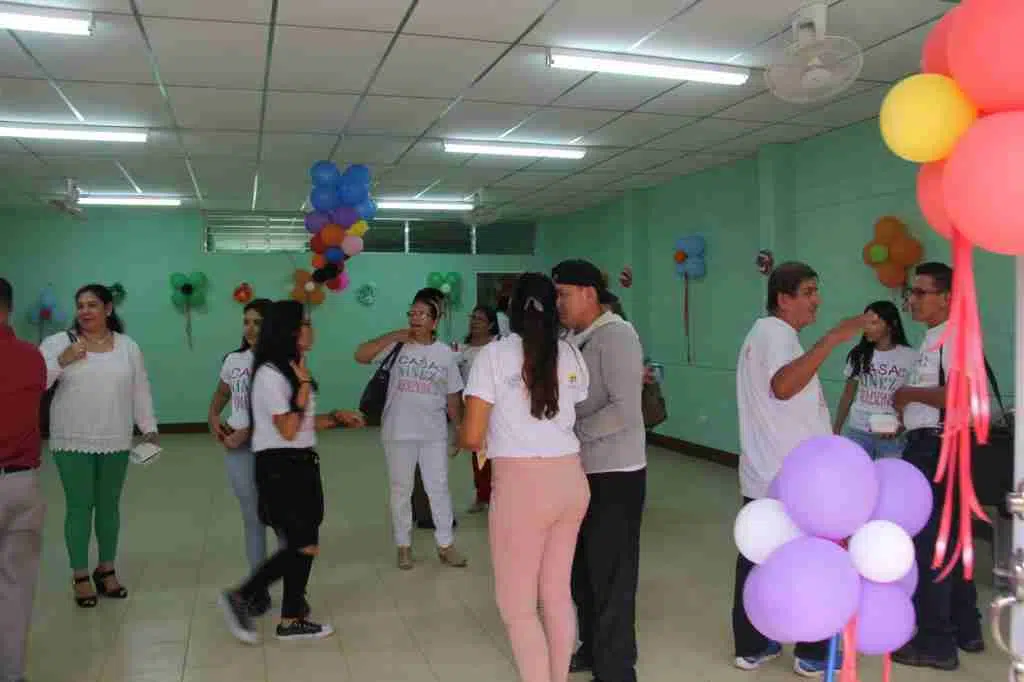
[383,440,455,548]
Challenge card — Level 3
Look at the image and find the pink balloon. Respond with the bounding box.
[943,111,1024,255]
[916,161,953,240]
[337,270,350,292]
[921,7,959,76]
[948,0,1024,113]
[341,234,364,257]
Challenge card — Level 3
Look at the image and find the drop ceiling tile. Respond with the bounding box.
[335,136,414,167]
[0,32,43,78]
[137,0,273,21]
[118,156,196,194]
[180,131,258,158]
[259,133,336,161]
[46,157,134,192]
[859,25,933,83]
[653,152,748,175]
[463,154,537,171]
[467,46,583,106]
[433,165,510,187]
[370,35,507,99]
[405,0,552,41]
[0,78,78,124]
[638,78,767,117]
[277,0,412,31]
[553,73,680,111]
[263,91,359,133]
[167,87,261,130]
[269,26,390,93]
[397,139,469,167]
[191,157,256,201]
[579,112,695,147]
[347,96,450,136]
[606,172,677,191]
[19,14,154,83]
[555,171,619,192]
[716,82,874,123]
[588,148,680,173]
[19,136,168,159]
[528,146,616,171]
[61,83,171,127]
[644,118,765,151]
[501,107,620,145]
[145,18,267,88]
[429,101,537,139]
[790,86,888,128]
[524,0,688,53]
[706,123,829,154]
[375,164,446,188]
[826,0,949,51]
[492,171,571,190]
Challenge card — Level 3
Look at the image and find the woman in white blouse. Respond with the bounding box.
[39,284,158,607]
[453,305,499,513]
[460,273,591,682]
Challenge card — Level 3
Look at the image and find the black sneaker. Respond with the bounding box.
[275,618,334,641]
[569,651,593,673]
[891,642,958,671]
[248,592,272,617]
[218,590,259,645]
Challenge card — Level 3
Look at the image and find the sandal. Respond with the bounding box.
[73,575,97,608]
[92,568,128,599]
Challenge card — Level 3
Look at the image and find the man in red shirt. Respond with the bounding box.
[0,277,46,682]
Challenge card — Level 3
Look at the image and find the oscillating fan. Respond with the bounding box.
[48,178,86,220]
[765,2,864,104]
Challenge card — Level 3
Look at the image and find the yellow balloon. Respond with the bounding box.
[348,220,368,238]
[880,74,977,163]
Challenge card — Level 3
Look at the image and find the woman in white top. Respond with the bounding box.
[39,284,158,608]
[355,288,467,571]
[219,300,365,645]
[207,298,280,615]
[460,273,591,682]
[833,300,917,459]
[454,304,499,513]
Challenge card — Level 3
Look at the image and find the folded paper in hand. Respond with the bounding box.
[130,442,162,465]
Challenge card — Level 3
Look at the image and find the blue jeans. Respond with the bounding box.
[843,428,904,460]
[225,448,281,572]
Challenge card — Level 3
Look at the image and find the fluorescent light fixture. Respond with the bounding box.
[79,196,182,207]
[0,7,92,35]
[0,126,146,142]
[547,48,750,86]
[443,140,586,160]
[377,200,473,212]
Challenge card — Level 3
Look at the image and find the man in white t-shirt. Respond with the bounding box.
[890,262,982,672]
[733,262,867,677]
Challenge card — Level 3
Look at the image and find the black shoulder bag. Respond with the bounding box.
[40,330,77,438]
[359,343,404,427]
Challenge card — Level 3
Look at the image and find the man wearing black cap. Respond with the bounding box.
[553,259,646,682]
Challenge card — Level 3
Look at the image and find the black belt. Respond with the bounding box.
[0,464,38,475]
[905,427,942,443]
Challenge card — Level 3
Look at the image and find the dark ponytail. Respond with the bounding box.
[73,284,124,333]
[509,273,560,420]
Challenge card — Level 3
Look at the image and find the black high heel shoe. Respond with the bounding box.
[92,568,128,599]
[73,575,97,608]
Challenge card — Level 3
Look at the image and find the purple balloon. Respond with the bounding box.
[330,205,359,228]
[777,435,879,540]
[744,537,860,643]
[856,582,915,655]
[871,458,933,537]
[304,211,329,234]
[766,476,781,499]
[893,560,919,596]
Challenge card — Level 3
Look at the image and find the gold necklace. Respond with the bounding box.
[83,332,112,346]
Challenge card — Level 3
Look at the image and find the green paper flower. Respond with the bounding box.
[356,282,378,307]
[109,282,126,305]
[169,271,209,309]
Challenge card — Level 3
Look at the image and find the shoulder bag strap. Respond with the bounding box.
[381,342,404,371]
[939,345,1010,426]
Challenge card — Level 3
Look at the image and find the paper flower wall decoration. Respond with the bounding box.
[170,272,208,349]
[861,217,924,289]
[619,266,633,289]
[109,282,126,306]
[356,282,378,307]
[28,285,67,341]
[290,269,325,307]
[426,271,463,309]
[673,235,706,365]
[756,249,774,275]
[233,282,253,304]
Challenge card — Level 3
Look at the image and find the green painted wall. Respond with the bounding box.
[0,207,534,423]
[539,119,1016,455]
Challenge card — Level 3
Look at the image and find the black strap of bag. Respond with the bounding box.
[938,345,1009,427]
[40,330,77,437]
[358,342,404,427]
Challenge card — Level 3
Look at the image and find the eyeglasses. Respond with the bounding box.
[908,288,941,298]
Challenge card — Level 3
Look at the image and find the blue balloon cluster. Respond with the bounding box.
[675,235,707,278]
[307,160,377,222]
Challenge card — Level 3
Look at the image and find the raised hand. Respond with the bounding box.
[58,339,87,367]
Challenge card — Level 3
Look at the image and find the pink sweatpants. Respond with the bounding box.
[490,455,590,682]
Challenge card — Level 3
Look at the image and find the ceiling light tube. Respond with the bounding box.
[377,200,473,212]
[79,196,182,206]
[547,48,750,85]
[443,140,586,160]
[0,6,92,35]
[0,125,146,142]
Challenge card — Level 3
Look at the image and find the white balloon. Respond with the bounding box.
[849,520,915,583]
[733,498,805,564]
[304,281,316,293]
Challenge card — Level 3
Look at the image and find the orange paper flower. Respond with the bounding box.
[862,216,924,288]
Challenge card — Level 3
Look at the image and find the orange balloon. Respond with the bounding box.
[294,269,312,285]
[875,262,907,289]
[888,236,924,266]
[289,286,305,302]
[320,224,345,247]
[308,288,326,306]
[674,250,687,264]
[874,216,906,243]
[312,254,327,269]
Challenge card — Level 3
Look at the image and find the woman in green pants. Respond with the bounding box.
[40,284,158,607]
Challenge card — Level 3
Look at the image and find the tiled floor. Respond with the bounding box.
[25,431,1009,682]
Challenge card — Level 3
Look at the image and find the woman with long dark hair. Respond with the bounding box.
[219,300,365,644]
[39,283,157,607]
[456,305,499,513]
[460,273,591,682]
[833,300,916,459]
[206,298,278,615]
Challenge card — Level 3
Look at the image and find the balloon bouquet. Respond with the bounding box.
[27,286,67,342]
[297,160,376,307]
[879,0,1024,586]
[736,436,933,682]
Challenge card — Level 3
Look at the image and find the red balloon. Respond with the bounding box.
[943,111,1024,255]
[921,7,958,76]
[916,161,953,240]
[40,308,52,321]
[325,276,342,291]
[948,0,1024,113]
[309,233,326,255]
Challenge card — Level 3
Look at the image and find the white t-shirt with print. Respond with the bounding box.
[903,322,949,431]
[466,334,589,459]
[377,341,464,442]
[843,346,918,432]
[220,349,254,430]
[736,316,831,499]
[250,364,317,452]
